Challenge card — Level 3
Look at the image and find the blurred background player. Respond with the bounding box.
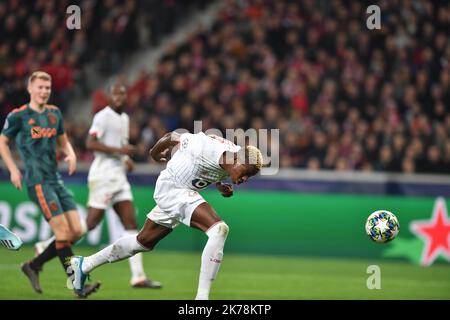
[35,83,162,289]
[0,224,23,250]
[85,82,161,288]
[0,71,100,298]
[71,131,263,300]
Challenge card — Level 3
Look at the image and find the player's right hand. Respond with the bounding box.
[10,169,22,190]
[125,158,135,172]
[217,182,233,197]
[120,145,135,157]
[65,154,77,175]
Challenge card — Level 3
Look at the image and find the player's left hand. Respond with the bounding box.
[217,183,233,197]
[125,158,135,172]
[64,154,77,175]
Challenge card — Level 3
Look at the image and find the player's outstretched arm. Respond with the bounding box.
[149,131,180,163]
[57,133,77,175]
[0,134,22,190]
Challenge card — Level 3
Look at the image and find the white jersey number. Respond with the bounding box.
[192,179,211,189]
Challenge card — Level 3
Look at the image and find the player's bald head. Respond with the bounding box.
[109,82,127,109]
[109,82,127,95]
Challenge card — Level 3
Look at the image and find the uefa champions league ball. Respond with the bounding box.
[365,210,400,243]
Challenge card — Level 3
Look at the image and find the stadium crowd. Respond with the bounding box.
[0,0,206,116]
[2,0,450,174]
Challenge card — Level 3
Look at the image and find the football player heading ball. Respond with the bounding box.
[71,131,265,300]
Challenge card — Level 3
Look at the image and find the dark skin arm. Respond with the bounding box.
[149,132,180,163]
[216,151,237,197]
[86,134,135,157]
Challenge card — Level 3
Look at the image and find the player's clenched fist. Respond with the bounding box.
[216,182,233,197]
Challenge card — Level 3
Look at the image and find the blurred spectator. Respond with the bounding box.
[0,0,206,113]
[90,0,447,172]
[2,0,449,174]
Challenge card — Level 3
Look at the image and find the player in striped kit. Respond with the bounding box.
[71,131,264,299]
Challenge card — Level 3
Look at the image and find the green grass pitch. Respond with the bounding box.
[0,246,449,300]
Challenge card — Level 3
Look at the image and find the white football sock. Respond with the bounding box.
[82,234,148,274]
[124,230,148,284]
[195,222,229,300]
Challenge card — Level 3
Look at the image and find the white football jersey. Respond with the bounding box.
[87,106,129,181]
[162,132,241,191]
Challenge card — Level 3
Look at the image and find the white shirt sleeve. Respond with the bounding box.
[202,134,241,165]
[178,133,194,153]
[88,112,106,139]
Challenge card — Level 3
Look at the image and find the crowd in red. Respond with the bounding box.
[84,0,450,173]
[2,0,449,173]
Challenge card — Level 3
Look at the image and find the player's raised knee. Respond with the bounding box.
[219,222,229,237]
[207,221,229,239]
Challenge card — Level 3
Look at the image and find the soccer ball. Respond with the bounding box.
[365,210,400,243]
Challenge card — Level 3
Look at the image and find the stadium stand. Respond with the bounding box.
[0,0,207,115]
[1,0,449,173]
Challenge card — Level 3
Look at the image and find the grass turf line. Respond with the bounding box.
[0,246,449,300]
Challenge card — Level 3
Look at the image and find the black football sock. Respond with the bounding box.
[30,240,57,271]
[55,240,75,278]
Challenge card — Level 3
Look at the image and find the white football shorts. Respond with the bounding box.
[87,175,133,209]
[147,173,206,229]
